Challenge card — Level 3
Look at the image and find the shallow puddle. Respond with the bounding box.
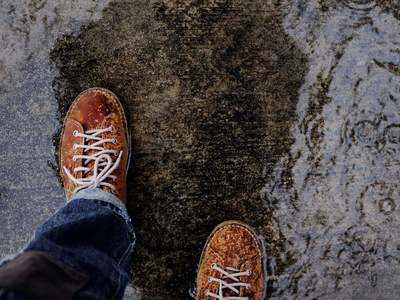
[264,1,400,298]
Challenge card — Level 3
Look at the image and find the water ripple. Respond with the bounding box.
[343,0,377,10]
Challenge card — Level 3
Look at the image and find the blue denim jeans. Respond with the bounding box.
[0,188,136,300]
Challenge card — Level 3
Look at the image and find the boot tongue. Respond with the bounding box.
[211,254,244,298]
[73,99,109,174]
[79,114,113,190]
[220,276,241,298]
[219,263,243,298]
[83,113,122,193]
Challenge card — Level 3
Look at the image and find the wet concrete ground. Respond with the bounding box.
[0,0,139,298]
[0,0,109,255]
[1,0,400,299]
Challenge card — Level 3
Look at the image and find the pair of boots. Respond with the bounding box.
[60,88,266,299]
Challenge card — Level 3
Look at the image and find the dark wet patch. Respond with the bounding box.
[50,0,307,298]
[374,59,400,77]
[29,0,46,11]
[376,0,400,18]
[318,0,338,12]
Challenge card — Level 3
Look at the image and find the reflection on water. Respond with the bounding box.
[265,1,400,298]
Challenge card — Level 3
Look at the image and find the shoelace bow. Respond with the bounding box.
[63,126,122,193]
[206,263,251,300]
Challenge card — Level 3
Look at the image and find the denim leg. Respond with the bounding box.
[20,188,136,300]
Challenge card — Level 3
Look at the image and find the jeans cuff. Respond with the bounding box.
[72,188,126,214]
[71,188,134,238]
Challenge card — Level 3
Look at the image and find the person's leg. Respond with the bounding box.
[0,193,134,300]
[0,88,134,300]
[0,190,135,300]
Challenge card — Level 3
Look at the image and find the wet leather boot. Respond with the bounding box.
[59,88,130,203]
[196,221,266,300]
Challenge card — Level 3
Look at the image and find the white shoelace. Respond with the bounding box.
[206,263,251,300]
[63,126,122,193]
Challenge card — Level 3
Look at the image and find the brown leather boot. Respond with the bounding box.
[59,88,130,203]
[196,221,266,300]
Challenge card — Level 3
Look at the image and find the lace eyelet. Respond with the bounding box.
[211,263,218,269]
[72,156,77,161]
[72,130,79,137]
[109,125,114,132]
[73,144,78,150]
[112,138,117,144]
[208,277,212,283]
[247,270,252,275]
